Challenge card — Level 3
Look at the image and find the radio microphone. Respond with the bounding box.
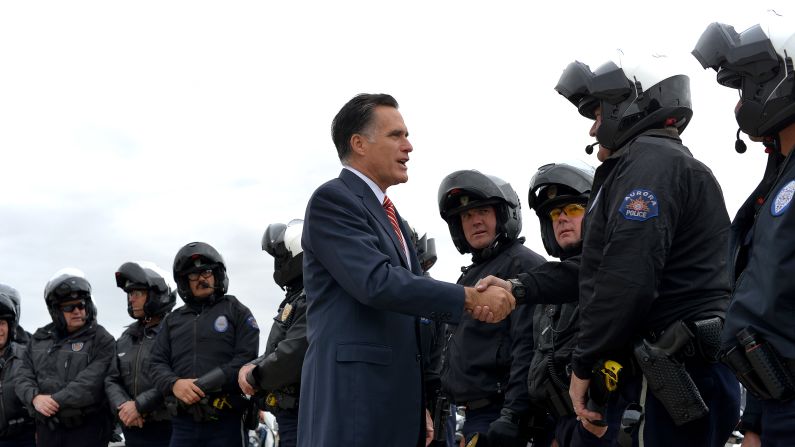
[585,142,599,155]
[735,128,747,154]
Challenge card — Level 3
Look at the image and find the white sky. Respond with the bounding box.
[0,1,790,345]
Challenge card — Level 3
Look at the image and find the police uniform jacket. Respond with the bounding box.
[249,288,307,396]
[573,128,731,379]
[0,342,35,437]
[723,147,795,358]
[105,320,169,417]
[15,321,116,416]
[149,294,259,411]
[442,239,545,412]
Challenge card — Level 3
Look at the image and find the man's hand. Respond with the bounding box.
[741,431,761,447]
[464,285,515,323]
[569,372,607,438]
[172,378,205,405]
[425,408,434,447]
[475,275,512,293]
[32,394,59,417]
[238,364,257,396]
[118,401,144,428]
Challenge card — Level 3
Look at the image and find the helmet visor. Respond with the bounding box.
[693,23,780,86]
[556,61,633,118]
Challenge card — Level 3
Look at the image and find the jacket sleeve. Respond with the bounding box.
[104,344,132,413]
[304,182,465,322]
[218,300,260,393]
[51,329,116,409]
[134,388,164,414]
[572,155,680,378]
[517,256,581,305]
[14,343,39,415]
[149,315,180,396]
[251,297,307,391]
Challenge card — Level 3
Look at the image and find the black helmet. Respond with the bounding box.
[529,163,594,257]
[0,284,21,324]
[555,59,692,150]
[402,219,438,273]
[438,170,522,254]
[43,268,96,332]
[115,261,177,319]
[693,22,795,139]
[173,242,229,302]
[263,219,304,289]
[0,289,18,344]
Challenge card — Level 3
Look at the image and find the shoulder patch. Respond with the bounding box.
[214,315,229,333]
[246,315,259,330]
[71,342,84,352]
[619,189,659,222]
[771,180,795,216]
[280,303,293,322]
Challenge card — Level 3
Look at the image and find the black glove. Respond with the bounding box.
[486,408,524,447]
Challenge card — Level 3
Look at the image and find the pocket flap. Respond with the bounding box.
[336,344,392,365]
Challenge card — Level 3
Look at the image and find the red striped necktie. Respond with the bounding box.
[382,196,406,253]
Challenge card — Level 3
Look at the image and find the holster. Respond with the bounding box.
[722,327,795,401]
[633,320,708,426]
[243,397,259,431]
[541,377,574,419]
[432,394,450,442]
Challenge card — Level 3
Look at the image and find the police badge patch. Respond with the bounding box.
[246,315,259,329]
[214,315,229,333]
[280,303,293,322]
[71,342,84,352]
[619,189,659,222]
[771,180,795,216]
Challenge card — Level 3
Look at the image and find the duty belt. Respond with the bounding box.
[457,395,502,411]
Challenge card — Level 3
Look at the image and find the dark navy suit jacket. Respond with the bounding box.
[298,169,465,447]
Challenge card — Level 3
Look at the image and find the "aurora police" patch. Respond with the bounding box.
[771,180,795,216]
[620,189,659,222]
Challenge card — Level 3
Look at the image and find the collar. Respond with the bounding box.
[343,166,386,205]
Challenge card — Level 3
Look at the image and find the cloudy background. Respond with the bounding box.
[0,1,788,344]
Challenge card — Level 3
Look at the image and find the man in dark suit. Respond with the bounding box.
[298,93,515,447]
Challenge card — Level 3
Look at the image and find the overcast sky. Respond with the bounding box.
[0,1,789,344]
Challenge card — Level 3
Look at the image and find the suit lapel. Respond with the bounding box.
[339,170,409,267]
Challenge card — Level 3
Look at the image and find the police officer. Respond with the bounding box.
[553,56,740,446]
[437,170,545,446]
[105,262,177,446]
[0,288,35,446]
[693,21,795,445]
[0,285,30,345]
[238,220,307,447]
[150,242,259,447]
[15,268,116,447]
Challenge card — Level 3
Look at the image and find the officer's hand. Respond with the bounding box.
[487,408,524,447]
[569,373,605,435]
[465,286,515,323]
[425,408,434,447]
[118,400,144,428]
[238,364,256,396]
[475,275,511,294]
[32,394,59,417]
[741,431,761,447]
[173,378,205,405]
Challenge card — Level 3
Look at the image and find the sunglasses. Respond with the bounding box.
[187,269,213,281]
[60,301,86,312]
[549,203,586,221]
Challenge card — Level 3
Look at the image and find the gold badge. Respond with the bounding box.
[281,303,293,322]
[546,185,558,199]
[459,195,470,206]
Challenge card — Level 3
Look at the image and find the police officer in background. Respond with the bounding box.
[105,262,176,446]
[0,288,35,446]
[693,21,795,446]
[0,285,30,345]
[554,56,740,446]
[437,170,545,446]
[238,220,307,447]
[16,268,116,447]
[150,242,259,447]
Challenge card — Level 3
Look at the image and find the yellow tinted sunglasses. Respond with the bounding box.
[549,203,586,221]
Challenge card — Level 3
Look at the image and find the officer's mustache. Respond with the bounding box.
[197,280,213,290]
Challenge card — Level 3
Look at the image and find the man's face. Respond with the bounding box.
[551,202,585,249]
[127,290,148,319]
[188,269,216,299]
[460,206,498,250]
[60,299,87,333]
[0,320,8,349]
[590,107,612,162]
[355,106,413,191]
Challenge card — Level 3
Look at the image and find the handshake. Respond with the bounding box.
[464,275,518,323]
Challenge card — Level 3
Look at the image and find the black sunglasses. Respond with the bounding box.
[60,301,87,312]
